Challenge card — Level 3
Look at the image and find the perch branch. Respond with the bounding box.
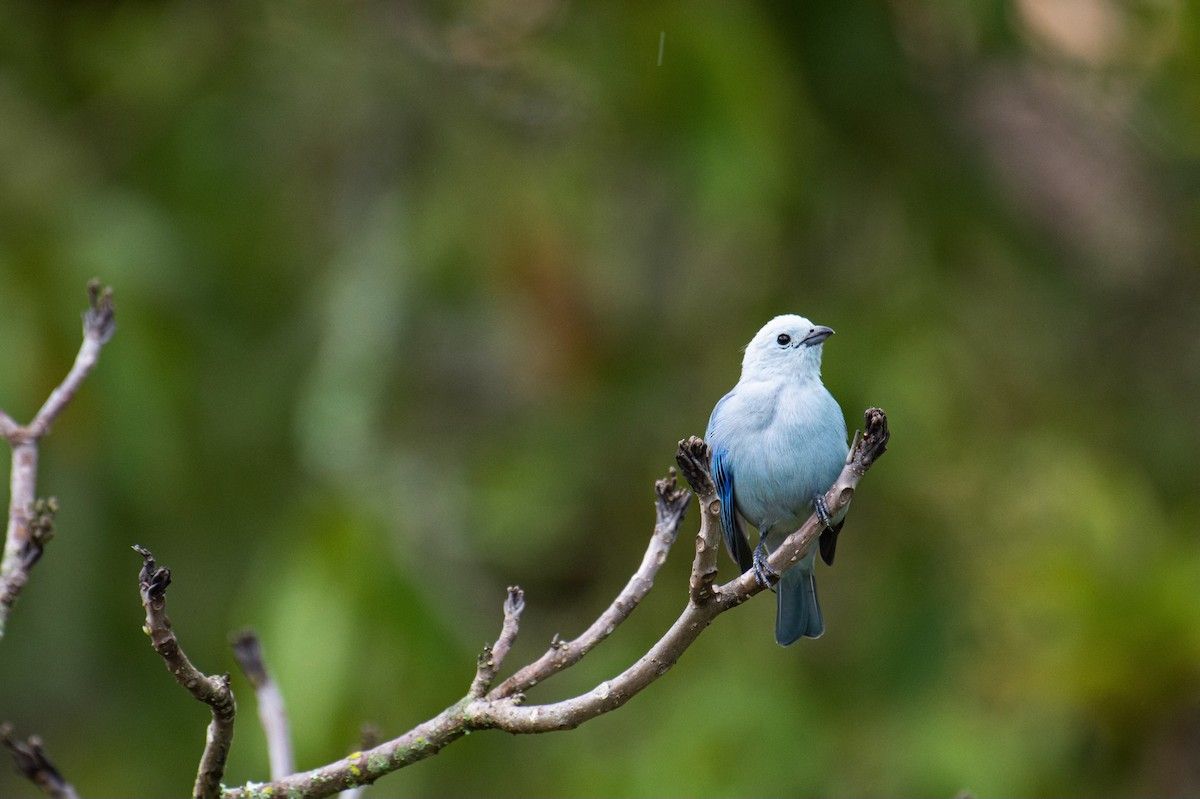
[134,545,236,799]
[220,409,887,799]
[483,408,891,730]
[674,436,722,603]
[0,724,79,799]
[231,630,294,780]
[0,280,116,641]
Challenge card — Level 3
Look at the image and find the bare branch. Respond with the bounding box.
[224,702,477,799]
[489,587,525,674]
[0,281,116,641]
[675,437,722,604]
[1,441,41,642]
[133,545,236,799]
[27,279,116,440]
[1,724,79,799]
[337,725,382,799]
[231,629,294,780]
[489,468,689,699]
[220,413,888,799]
[468,587,525,699]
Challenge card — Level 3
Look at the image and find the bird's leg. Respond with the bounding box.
[751,539,779,590]
[813,493,833,530]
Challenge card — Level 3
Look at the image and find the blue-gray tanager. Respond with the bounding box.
[705,314,849,645]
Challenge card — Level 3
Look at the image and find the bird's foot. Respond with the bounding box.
[752,542,779,590]
[813,493,833,530]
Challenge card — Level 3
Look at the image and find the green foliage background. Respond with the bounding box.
[2,1,1199,796]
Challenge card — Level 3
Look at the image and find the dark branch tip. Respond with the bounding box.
[83,278,117,344]
[654,464,691,532]
[0,724,64,785]
[230,629,269,686]
[133,545,172,599]
[854,407,890,466]
[654,467,690,506]
[674,435,715,496]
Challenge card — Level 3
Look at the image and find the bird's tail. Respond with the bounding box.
[775,558,823,645]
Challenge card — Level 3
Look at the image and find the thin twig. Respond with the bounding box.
[221,411,888,799]
[489,468,689,699]
[468,587,525,699]
[0,724,79,799]
[134,545,236,799]
[231,629,294,780]
[0,280,116,641]
[26,280,116,440]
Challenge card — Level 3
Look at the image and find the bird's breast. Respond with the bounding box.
[727,383,848,533]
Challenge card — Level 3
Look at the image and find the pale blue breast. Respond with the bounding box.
[725,380,848,538]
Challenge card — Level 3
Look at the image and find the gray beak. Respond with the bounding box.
[799,325,835,347]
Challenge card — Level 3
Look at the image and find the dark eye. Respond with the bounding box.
[776,333,791,346]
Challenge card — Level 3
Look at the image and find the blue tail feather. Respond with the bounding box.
[775,559,823,645]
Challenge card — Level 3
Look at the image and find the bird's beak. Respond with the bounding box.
[799,325,835,347]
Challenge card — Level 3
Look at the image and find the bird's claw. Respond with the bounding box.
[752,542,779,590]
[813,493,833,530]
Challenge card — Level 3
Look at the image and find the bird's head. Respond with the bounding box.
[740,314,834,381]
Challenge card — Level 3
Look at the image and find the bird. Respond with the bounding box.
[705,314,850,645]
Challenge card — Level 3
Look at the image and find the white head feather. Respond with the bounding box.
[740,314,834,382]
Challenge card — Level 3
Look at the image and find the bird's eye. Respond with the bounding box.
[776,334,791,347]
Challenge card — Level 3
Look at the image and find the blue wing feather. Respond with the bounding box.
[707,392,755,574]
[711,447,754,573]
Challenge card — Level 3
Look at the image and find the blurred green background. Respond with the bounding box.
[2,0,1199,796]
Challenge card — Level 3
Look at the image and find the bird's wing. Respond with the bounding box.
[710,445,755,573]
[707,392,755,574]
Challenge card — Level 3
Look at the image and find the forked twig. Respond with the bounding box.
[134,545,236,799]
[0,281,116,640]
[218,409,888,799]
